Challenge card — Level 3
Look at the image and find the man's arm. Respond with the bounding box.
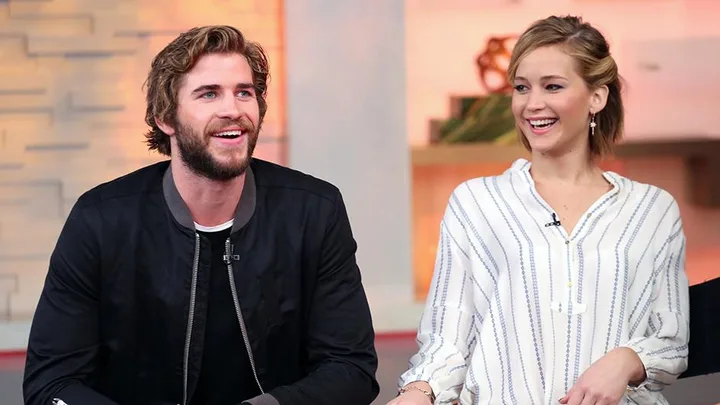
[23,201,118,405]
[682,276,720,378]
[244,189,379,405]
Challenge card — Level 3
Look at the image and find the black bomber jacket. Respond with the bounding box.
[22,158,380,405]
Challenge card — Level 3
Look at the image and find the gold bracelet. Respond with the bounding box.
[399,384,436,402]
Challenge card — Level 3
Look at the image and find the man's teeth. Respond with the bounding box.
[214,130,243,138]
[529,119,557,128]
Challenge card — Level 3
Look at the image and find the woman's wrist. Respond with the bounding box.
[399,381,435,402]
[614,347,646,385]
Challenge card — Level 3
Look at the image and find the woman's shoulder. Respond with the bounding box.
[449,158,531,202]
[608,171,682,219]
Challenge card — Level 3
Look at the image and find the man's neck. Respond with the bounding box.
[171,159,245,228]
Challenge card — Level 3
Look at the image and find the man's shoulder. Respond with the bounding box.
[73,160,169,210]
[250,158,341,204]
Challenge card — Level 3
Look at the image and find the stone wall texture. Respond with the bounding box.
[0,0,285,319]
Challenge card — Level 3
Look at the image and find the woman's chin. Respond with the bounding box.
[526,136,559,154]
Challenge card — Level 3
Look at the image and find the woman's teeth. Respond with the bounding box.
[529,119,558,129]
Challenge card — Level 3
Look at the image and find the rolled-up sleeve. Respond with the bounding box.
[622,204,690,397]
[399,187,486,402]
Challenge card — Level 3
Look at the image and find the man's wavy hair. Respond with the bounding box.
[143,25,270,156]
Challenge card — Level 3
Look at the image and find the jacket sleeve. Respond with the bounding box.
[622,201,690,398]
[23,202,118,405]
[397,186,479,403]
[244,189,379,405]
[681,276,720,378]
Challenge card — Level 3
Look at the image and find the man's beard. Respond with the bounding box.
[175,117,260,181]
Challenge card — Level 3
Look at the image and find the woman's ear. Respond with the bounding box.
[590,84,609,114]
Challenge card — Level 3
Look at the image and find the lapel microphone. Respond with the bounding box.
[545,213,562,227]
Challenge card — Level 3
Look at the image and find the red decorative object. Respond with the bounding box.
[475,35,518,94]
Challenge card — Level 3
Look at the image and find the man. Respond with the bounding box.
[22,25,379,405]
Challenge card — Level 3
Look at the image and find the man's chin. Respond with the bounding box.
[218,153,251,171]
[180,155,250,182]
[209,160,250,181]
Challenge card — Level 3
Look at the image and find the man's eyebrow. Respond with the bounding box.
[190,83,255,94]
[190,84,220,95]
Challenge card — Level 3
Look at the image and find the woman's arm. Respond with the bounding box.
[561,196,690,405]
[622,200,690,393]
[397,184,490,403]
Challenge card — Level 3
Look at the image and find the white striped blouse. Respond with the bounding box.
[399,158,690,405]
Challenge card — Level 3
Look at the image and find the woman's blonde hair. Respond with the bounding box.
[507,15,624,157]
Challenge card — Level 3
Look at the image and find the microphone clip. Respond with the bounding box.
[544,213,562,227]
[223,244,240,264]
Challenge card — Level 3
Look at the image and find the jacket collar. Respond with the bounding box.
[162,163,257,233]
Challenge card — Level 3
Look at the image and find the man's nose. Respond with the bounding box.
[217,94,242,119]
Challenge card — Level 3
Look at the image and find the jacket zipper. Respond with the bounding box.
[224,238,265,395]
[55,236,261,405]
[182,233,201,405]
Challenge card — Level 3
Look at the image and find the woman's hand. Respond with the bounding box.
[559,347,646,405]
[386,382,434,405]
[385,389,433,405]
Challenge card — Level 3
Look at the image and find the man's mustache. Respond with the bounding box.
[207,117,255,134]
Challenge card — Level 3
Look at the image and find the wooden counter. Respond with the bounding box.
[412,138,720,206]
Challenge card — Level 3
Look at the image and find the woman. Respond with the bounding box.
[389,15,690,405]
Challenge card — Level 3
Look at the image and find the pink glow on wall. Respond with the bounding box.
[405,0,720,146]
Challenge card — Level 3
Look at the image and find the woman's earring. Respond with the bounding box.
[589,113,597,136]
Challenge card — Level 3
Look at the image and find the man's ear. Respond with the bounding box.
[590,84,609,114]
[155,116,176,136]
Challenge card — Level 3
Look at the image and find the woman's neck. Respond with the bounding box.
[530,148,602,186]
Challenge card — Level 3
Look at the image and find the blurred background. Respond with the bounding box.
[0,0,718,403]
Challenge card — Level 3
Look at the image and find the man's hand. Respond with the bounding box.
[559,347,646,405]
